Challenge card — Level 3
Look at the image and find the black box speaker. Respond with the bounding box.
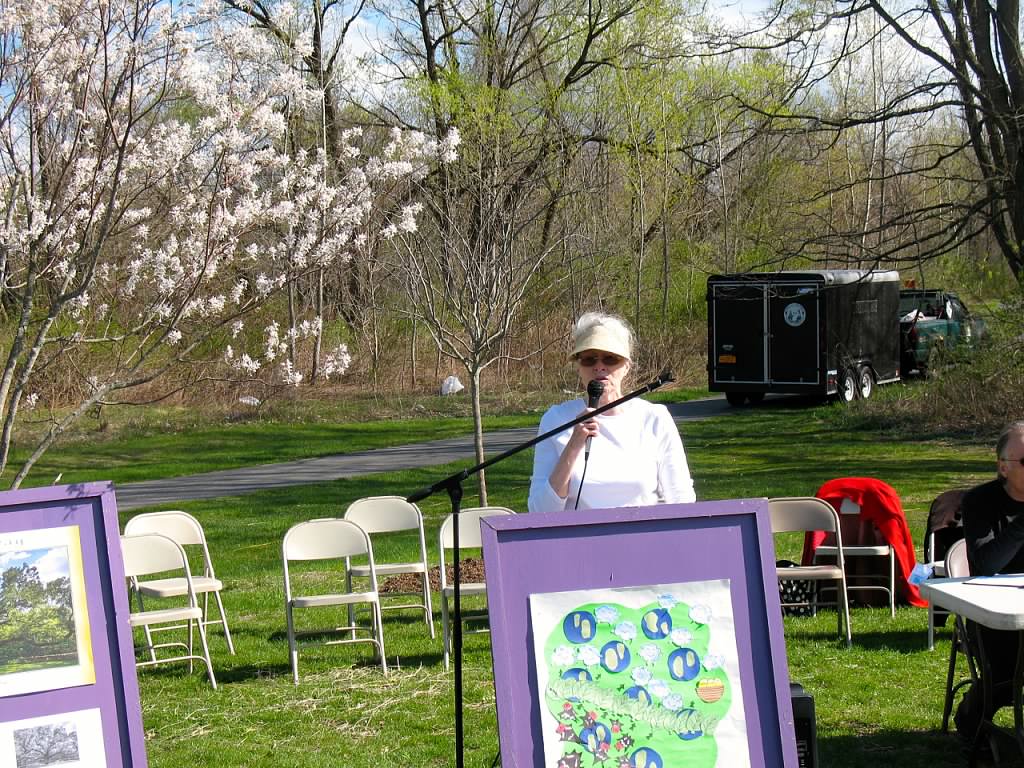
[790,682,818,768]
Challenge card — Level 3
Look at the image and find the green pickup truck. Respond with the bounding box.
[899,289,985,376]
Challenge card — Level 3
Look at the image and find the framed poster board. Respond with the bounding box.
[0,482,147,767]
[481,498,797,768]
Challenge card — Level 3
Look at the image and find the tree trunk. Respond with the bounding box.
[469,365,488,505]
[661,206,669,330]
[310,267,324,384]
[287,278,298,367]
[410,318,417,389]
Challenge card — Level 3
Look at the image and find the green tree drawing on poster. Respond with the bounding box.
[0,563,76,672]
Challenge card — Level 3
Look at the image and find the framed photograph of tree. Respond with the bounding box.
[0,708,107,767]
[480,498,798,768]
[0,483,147,767]
[0,526,95,697]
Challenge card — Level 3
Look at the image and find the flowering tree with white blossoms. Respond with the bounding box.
[0,0,455,487]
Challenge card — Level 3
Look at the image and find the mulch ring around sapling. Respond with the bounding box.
[380,558,484,593]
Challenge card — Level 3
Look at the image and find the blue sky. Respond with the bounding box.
[0,546,71,585]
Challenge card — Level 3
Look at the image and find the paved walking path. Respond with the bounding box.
[116,396,736,510]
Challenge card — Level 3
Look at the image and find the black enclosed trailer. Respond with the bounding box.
[707,270,901,405]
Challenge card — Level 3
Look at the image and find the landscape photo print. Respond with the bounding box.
[0,526,95,697]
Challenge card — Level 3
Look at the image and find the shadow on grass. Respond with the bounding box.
[818,729,970,768]
[217,659,401,685]
[749,394,832,411]
[783,608,949,653]
[373,611,436,628]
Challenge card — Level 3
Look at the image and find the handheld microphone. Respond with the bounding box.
[584,379,605,460]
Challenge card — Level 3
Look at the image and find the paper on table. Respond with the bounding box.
[964,574,1024,588]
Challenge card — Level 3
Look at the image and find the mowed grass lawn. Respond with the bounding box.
[36,397,1000,768]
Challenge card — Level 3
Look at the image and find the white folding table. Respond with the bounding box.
[920,575,1024,766]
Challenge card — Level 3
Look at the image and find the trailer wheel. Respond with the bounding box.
[839,369,858,403]
[856,366,875,400]
[725,392,747,406]
[747,392,765,405]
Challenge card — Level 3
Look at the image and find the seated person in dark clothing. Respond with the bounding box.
[955,420,1024,741]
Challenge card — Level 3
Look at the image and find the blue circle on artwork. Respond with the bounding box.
[599,640,630,673]
[563,610,598,643]
[630,747,664,768]
[624,685,652,706]
[561,667,592,684]
[677,710,703,740]
[640,608,672,639]
[667,647,701,681]
[579,722,612,753]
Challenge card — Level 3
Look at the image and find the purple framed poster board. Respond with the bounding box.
[0,482,147,767]
[481,498,797,768]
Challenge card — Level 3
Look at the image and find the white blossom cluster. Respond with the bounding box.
[321,344,353,380]
[0,0,458,413]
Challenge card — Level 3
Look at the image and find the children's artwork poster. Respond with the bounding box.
[0,526,95,697]
[0,708,106,767]
[530,580,749,768]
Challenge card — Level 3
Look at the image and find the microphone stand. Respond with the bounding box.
[406,371,674,768]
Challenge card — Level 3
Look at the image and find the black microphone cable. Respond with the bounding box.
[574,379,605,510]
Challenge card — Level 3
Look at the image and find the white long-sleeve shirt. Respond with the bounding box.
[527,397,696,513]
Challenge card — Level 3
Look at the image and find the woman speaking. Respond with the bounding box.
[527,312,696,513]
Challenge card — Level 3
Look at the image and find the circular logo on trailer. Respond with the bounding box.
[783,302,806,327]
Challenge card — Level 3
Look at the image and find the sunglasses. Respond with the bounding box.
[1001,456,1024,466]
[577,354,624,367]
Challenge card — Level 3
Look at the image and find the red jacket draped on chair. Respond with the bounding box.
[801,476,927,607]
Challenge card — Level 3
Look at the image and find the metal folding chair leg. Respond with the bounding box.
[210,590,235,653]
[942,617,979,732]
[441,593,451,671]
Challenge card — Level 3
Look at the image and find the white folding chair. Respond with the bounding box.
[438,506,515,670]
[283,518,387,683]
[124,510,234,655]
[769,497,852,647]
[120,533,217,688]
[812,497,896,616]
[941,538,978,731]
[343,496,434,639]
